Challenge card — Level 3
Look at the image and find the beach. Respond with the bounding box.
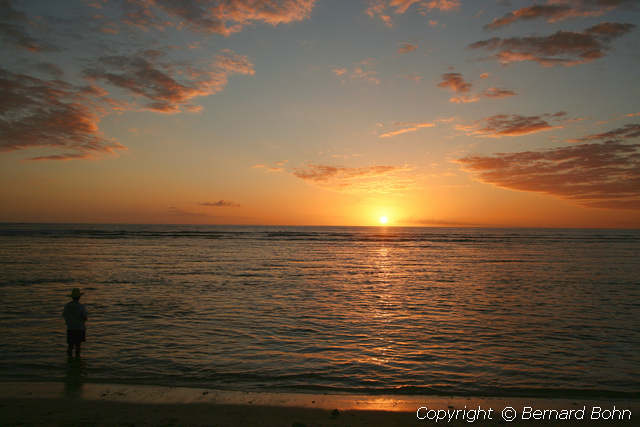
[1,382,638,426]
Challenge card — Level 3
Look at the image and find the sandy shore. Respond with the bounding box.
[0,382,637,426]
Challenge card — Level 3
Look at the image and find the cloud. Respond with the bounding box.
[437,73,516,103]
[28,153,93,161]
[457,113,564,137]
[84,49,254,113]
[365,0,393,27]
[457,126,640,209]
[291,163,415,193]
[569,123,640,142]
[123,0,316,36]
[485,0,635,30]
[449,95,480,104]
[0,68,124,160]
[200,200,241,208]
[481,87,516,98]
[366,0,460,27]
[480,72,489,79]
[331,60,380,85]
[379,121,435,138]
[437,72,472,93]
[0,0,57,52]
[470,22,635,66]
[257,161,416,193]
[398,42,417,53]
[34,62,64,79]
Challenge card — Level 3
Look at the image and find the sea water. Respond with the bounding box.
[0,224,638,397]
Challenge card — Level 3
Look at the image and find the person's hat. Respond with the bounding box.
[70,288,83,298]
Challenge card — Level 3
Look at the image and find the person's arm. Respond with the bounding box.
[82,306,88,321]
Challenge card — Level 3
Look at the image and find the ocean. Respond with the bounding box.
[0,224,638,398]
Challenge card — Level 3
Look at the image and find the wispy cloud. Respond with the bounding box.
[365,0,460,27]
[457,124,640,209]
[470,22,635,66]
[253,160,288,172]
[0,0,58,52]
[457,113,565,137]
[437,72,472,93]
[485,0,635,30]
[379,121,435,138]
[449,95,480,104]
[398,42,418,54]
[331,59,380,85]
[481,87,516,99]
[568,123,640,142]
[256,161,416,193]
[122,0,316,36]
[0,68,124,160]
[292,163,415,193]
[84,49,254,113]
[200,200,241,208]
[34,62,64,79]
[437,72,516,103]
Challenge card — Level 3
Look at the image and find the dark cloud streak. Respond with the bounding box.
[458,124,640,209]
[484,0,635,29]
[0,68,124,160]
[470,22,635,66]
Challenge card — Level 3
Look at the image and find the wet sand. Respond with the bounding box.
[0,382,637,426]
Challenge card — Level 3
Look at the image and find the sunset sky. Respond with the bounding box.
[1,0,639,227]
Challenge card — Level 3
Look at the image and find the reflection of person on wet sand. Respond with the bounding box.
[64,357,86,398]
[63,288,88,358]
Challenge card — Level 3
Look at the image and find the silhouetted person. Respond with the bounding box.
[63,288,88,358]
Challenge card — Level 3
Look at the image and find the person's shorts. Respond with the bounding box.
[67,329,86,345]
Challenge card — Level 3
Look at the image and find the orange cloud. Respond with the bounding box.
[458,126,640,209]
[449,95,480,104]
[485,0,634,30]
[84,49,254,113]
[257,161,415,193]
[0,67,124,160]
[398,42,417,54]
[458,113,564,137]
[570,123,640,142]
[438,73,516,103]
[123,0,316,36]
[366,0,460,26]
[331,60,380,85]
[470,22,635,66]
[437,72,472,93]
[292,163,415,193]
[379,122,435,138]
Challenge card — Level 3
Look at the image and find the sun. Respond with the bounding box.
[379,216,388,225]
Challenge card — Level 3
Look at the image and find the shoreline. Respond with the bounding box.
[1,382,637,426]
